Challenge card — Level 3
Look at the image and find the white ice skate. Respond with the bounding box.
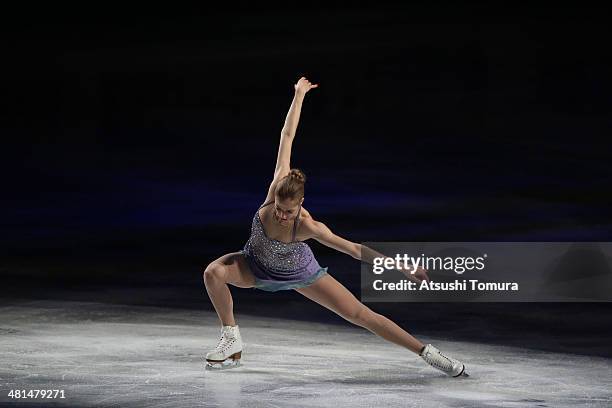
[205,325,243,370]
[420,344,468,377]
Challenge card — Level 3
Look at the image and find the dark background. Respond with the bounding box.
[2,4,611,357]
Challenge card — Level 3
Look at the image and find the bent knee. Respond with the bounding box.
[203,263,226,283]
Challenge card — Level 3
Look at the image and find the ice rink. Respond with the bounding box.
[1,299,611,407]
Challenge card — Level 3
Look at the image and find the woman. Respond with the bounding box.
[203,77,467,377]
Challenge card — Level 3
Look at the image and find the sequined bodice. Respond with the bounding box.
[243,208,317,274]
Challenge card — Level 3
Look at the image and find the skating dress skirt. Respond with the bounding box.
[241,201,328,292]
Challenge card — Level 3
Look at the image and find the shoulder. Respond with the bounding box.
[298,209,327,240]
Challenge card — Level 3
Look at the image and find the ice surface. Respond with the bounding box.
[1,300,611,407]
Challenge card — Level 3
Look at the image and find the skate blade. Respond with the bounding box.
[205,360,241,371]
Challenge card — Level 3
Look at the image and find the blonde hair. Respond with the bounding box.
[275,168,306,202]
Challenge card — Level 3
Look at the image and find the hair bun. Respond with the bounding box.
[277,168,306,201]
[288,168,306,184]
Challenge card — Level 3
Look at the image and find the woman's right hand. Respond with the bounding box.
[400,265,430,284]
[294,76,319,96]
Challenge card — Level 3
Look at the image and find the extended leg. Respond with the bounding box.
[295,274,424,354]
[295,274,468,376]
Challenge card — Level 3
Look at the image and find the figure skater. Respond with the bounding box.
[202,76,467,377]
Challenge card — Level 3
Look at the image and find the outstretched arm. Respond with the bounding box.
[306,219,361,259]
[273,76,319,179]
[304,219,429,283]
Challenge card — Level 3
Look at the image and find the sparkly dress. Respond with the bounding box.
[241,200,328,292]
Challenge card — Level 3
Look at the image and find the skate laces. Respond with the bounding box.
[214,327,237,352]
[423,347,454,372]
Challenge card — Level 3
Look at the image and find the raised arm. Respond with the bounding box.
[273,76,319,179]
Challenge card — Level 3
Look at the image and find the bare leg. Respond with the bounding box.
[203,251,256,327]
[295,274,424,354]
